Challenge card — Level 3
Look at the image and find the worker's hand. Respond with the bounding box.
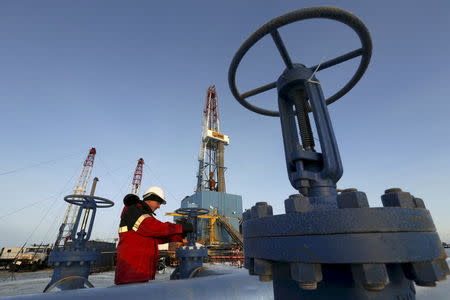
[181,222,194,234]
[175,217,188,225]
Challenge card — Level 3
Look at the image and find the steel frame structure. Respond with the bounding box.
[131,158,144,196]
[196,85,228,192]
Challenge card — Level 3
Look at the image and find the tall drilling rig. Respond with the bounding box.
[131,158,144,196]
[196,85,230,192]
[177,86,242,247]
[54,148,96,248]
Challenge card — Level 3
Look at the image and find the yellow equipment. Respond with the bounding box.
[165,212,242,248]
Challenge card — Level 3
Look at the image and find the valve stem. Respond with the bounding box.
[288,88,315,152]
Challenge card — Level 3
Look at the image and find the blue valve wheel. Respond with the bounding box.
[228,6,372,116]
[175,207,209,217]
[64,194,114,208]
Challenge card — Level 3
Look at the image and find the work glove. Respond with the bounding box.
[175,217,188,225]
[181,222,194,234]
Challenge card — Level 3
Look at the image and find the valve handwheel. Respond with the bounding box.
[228,6,372,116]
[64,194,114,208]
[176,207,209,217]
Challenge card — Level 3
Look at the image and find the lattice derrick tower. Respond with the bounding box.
[55,148,96,248]
[131,158,144,196]
[196,85,230,192]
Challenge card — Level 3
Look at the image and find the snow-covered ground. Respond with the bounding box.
[1,258,450,299]
[0,267,175,298]
[0,264,238,298]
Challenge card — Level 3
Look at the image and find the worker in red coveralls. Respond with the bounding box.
[115,186,193,285]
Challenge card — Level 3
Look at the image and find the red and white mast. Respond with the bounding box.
[131,158,144,196]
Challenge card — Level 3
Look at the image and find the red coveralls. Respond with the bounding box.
[114,201,184,285]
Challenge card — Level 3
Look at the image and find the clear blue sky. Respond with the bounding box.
[1,1,449,248]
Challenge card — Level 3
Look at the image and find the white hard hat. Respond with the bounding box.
[142,186,166,204]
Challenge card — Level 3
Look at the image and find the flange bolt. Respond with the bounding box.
[337,189,369,208]
[351,263,389,291]
[254,258,273,282]
[413,197,426,209]
[251,202,273,218]
[382,188,416,208]
[403,260,445,286]
[285,194,311,213]
[290,262,322,290]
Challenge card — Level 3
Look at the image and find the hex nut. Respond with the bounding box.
[403,261,445,286]
[413,197,426,209]
[381,189,415,208]
[385,188,402,193]
[285,194,311,213]
[251,202,273,218]
[254,258,272,277]
[242,209,252,221]
[254,259,272,282]
[351,263,389,291]
[434,258,450,277]
[337,190,369,208]
[290,263,322,290]
[259,275,272,282]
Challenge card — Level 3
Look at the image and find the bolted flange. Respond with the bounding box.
[337,189,369,208]
[351,263,389,291]
[285,194,311,213]
[290,262,322,290]
[226,4,450,299]
[251,202,273,218]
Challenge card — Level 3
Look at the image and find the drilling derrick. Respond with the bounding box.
[196,85,230,192]
[54,148,96,248]
[175,85,242,249]
[131,158,144,196]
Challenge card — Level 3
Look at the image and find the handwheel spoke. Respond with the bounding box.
[270,29,294,69]
[310,48,364,72]
[241,81,277,99]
